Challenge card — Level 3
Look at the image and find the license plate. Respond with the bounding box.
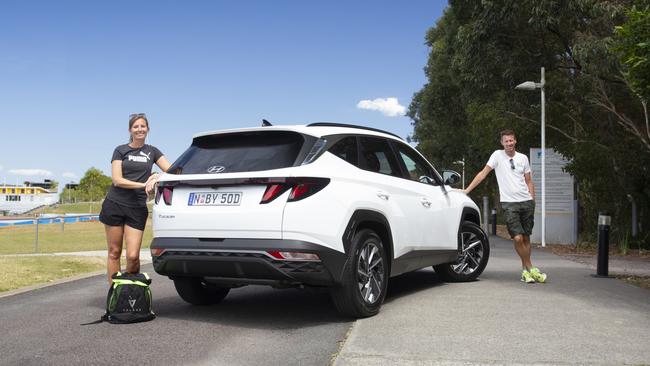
[188,192,242,206]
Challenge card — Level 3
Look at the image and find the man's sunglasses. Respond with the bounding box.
[509,159,515,170]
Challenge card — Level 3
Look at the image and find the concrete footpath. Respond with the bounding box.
[334,235,650,366]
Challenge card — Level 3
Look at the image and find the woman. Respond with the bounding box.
[99,113,171,283]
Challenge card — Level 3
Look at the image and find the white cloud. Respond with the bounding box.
[62,172,78,179]
[357,97,406,117]
[8,169,53,177]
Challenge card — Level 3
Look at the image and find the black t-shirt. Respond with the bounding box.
[105,144,164,207]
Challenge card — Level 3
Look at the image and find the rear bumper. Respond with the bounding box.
[150,237,348,287]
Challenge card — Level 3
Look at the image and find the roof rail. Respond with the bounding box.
[306,122,403,140]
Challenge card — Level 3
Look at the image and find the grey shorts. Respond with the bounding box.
[501,200,535,238]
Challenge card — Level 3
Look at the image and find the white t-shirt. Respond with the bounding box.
[486,150,533,202]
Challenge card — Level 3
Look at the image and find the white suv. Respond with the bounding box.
[151,123,489,317]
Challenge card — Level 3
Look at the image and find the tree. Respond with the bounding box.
[614,5,650,102]
[59,186,83,204]
[78,167,112,202]
[594,5,650,154]
[409,0,650,247]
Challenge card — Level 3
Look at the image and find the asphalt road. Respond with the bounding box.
[4,236,650,365]
[0,265,352,366]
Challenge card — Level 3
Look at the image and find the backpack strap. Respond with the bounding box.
[80,319,104,326]
[81,313,109,326]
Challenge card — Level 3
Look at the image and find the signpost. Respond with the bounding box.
[530,148,576,244]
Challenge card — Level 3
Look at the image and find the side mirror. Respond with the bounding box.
[442,170,461,186]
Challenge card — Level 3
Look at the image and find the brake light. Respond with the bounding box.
[260,184,290,204]
[155,186,174,205]
[287,178,329,202]
[260,178,329,204]
[289,184,311,200]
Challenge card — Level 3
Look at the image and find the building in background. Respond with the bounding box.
[0,180,58,215]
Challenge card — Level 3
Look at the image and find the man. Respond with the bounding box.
[463,130,547,283]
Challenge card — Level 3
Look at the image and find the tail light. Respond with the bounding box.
[287,178,329,201]
[260,184,291,204]
[155,186,174,205]
[259,178,329,204]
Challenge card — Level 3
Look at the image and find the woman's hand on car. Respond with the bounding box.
[145,173,159,195]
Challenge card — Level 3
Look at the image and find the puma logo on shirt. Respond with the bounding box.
[128,155,149,163]
[127,151,152,163]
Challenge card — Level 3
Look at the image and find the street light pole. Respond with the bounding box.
[541,67,546,249]
[515,67,546,247]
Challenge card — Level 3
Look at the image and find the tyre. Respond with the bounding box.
[330,229,388,318]
[434,221,489,282]
[173,277,230,305]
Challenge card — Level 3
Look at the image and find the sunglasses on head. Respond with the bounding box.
[509,159,515,170]
[129,113,146,119]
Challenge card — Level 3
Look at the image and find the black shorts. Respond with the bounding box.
[99,199,149,231]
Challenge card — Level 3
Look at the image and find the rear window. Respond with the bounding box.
[169,131,310,174]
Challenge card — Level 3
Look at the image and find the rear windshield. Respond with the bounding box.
[169,131,309,174]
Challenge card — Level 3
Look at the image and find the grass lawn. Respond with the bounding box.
[0,220,153,254]
[0,256,106,292]
[0,202,156,293]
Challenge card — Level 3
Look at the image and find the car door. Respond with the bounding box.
[356,136,430,257]
[391,141,457,250]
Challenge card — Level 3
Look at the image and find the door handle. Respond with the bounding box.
[421,197,432,208]
[376,191,390,200]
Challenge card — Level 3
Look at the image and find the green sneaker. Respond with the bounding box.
[530,267,547,283]
[521,270,535,283]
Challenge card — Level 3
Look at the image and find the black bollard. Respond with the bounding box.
[596,212,611,277]
[491,209,497,235]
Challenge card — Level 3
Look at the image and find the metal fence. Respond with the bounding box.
[0,214,101,253]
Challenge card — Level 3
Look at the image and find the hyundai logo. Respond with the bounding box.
[206,166,226,174]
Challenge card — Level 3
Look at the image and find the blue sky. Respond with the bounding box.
[0,1,446,189]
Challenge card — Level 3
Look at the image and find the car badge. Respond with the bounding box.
[206,165,226,174]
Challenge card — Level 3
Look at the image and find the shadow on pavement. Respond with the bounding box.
[153,285,350,329]
[126,268,452,327]
[384,269,446,304]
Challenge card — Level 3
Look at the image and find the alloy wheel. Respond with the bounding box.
[356,242,385,304]
[451,229,485,275]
